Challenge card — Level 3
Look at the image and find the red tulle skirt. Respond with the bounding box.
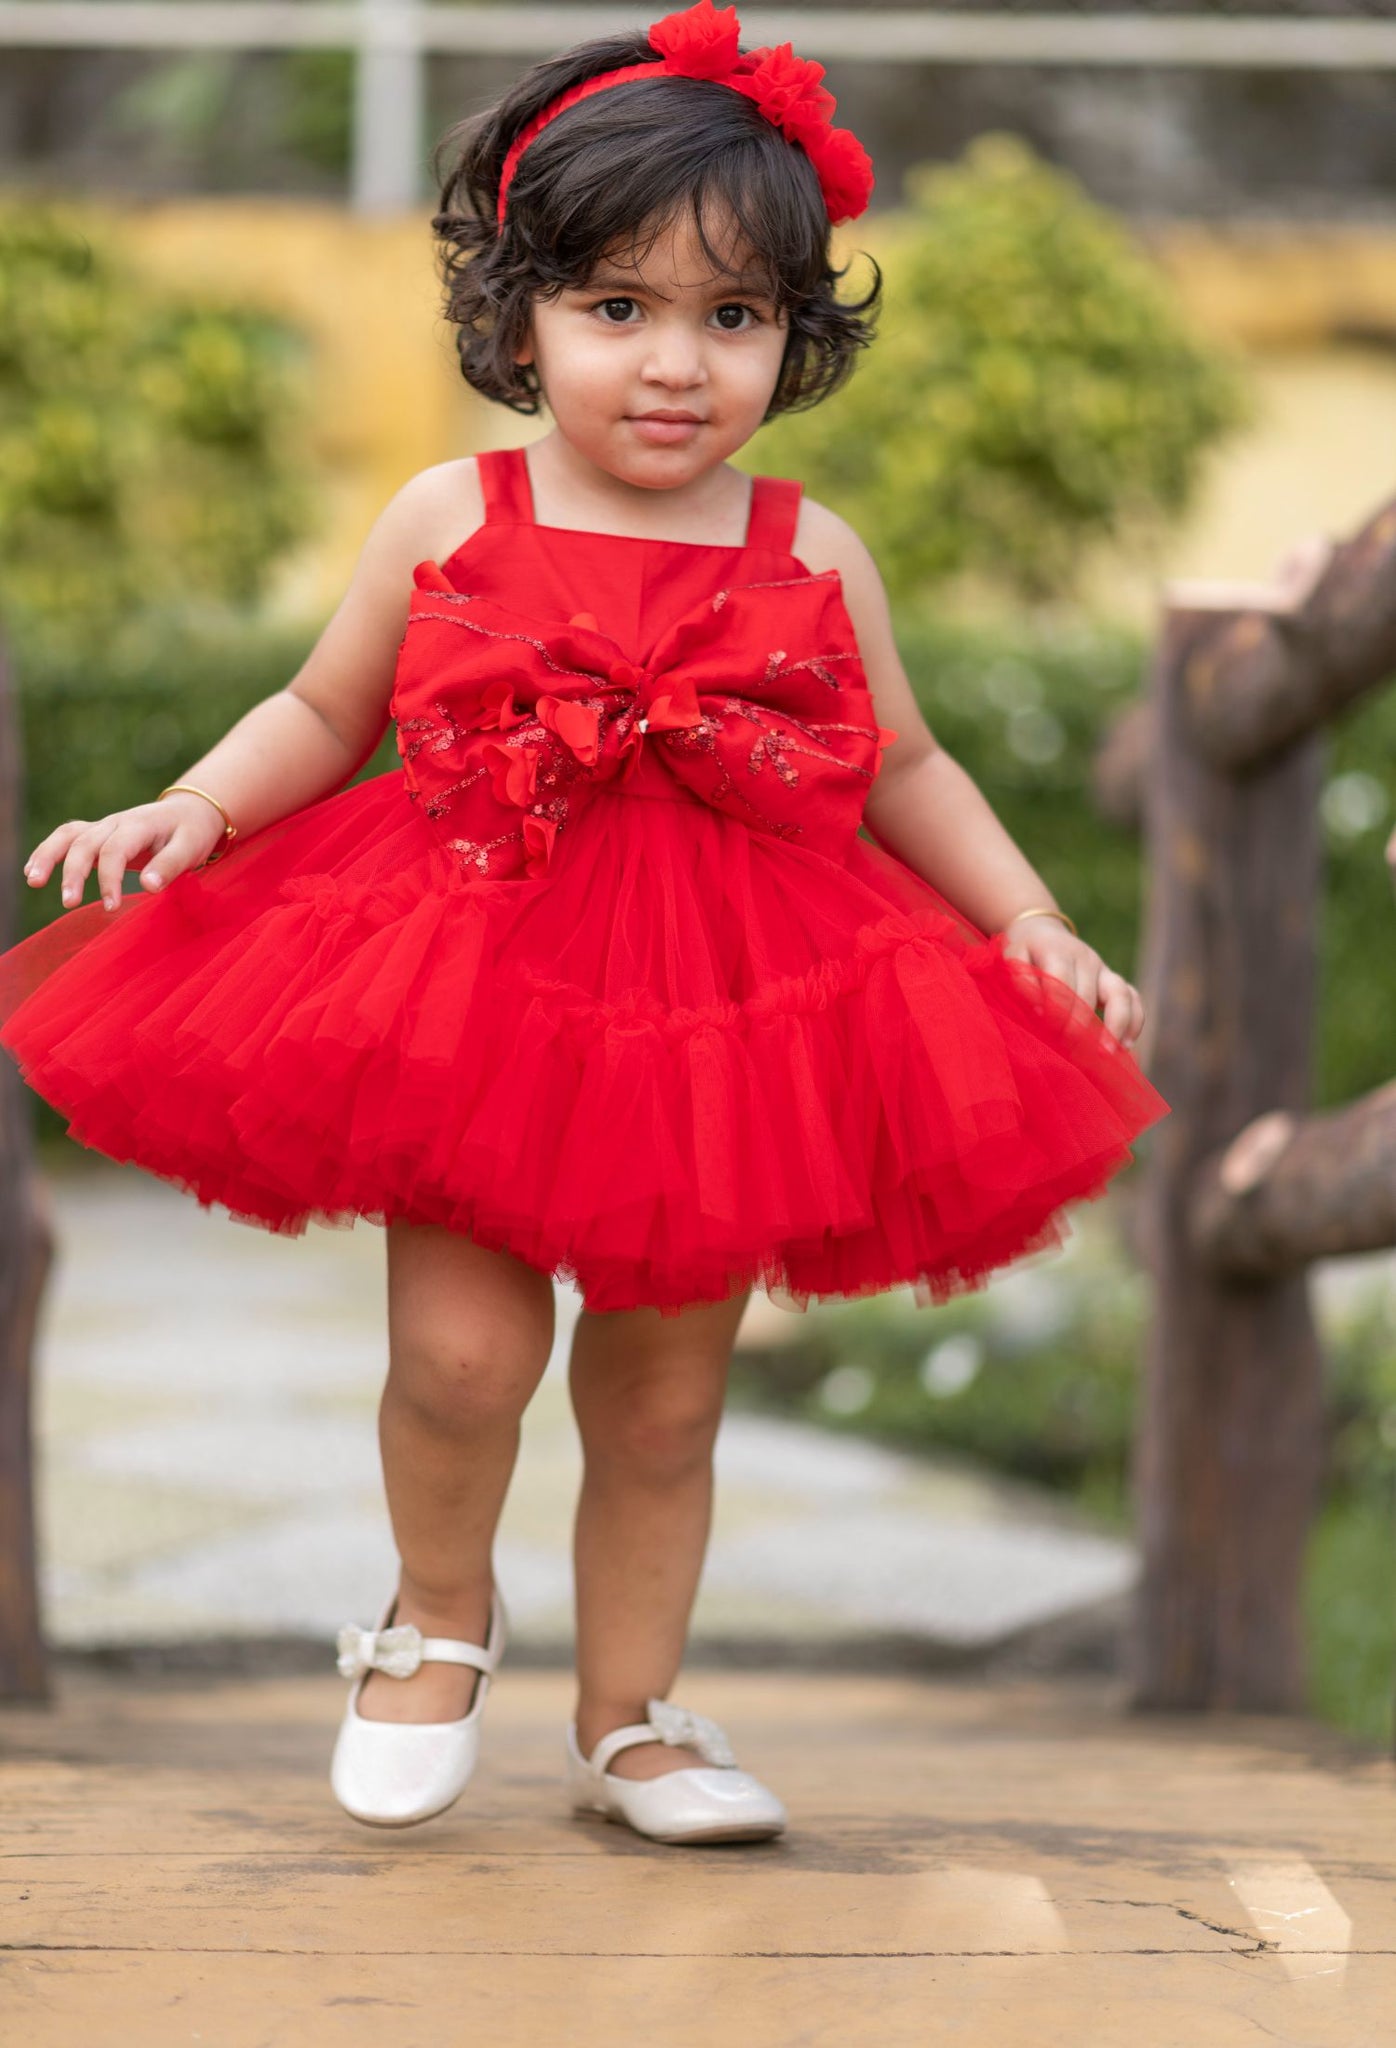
[0,766,1169,1314]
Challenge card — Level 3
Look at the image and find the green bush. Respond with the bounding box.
[731,1215,1396,1748]
[871,604,1151,988]
[0,197,320,661]
[753,133,1251,603]
[1304,1492,1395,1752]
[1318,685,1396,1109]
[730,1226,1148,1508]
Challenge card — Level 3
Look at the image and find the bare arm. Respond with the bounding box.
[797,499,1145,1049]
[24,459,485,911]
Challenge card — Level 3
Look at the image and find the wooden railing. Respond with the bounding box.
[1099,490,1396,1714]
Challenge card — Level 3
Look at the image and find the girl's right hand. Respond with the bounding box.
[23,793,229,912]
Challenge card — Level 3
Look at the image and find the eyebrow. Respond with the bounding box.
[581,272,775,298]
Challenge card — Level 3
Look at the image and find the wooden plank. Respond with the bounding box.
[2,1663,1393,2048]
[2,1952,1393,2048]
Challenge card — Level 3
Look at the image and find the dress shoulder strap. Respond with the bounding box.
[745,474,804,554]
[477,446,536,525]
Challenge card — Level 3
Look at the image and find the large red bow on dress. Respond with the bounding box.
[390,560,897,882]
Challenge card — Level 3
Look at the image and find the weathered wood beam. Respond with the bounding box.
[1129,603,1327,1713]
[1189,1082,1396,1279]
[1175,503,1396,769]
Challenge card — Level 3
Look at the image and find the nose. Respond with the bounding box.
[639,318,708,392]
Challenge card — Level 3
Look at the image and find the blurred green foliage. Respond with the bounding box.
[1304,1493,1396,1752]
[755,133,1251,602]
[0,198,320,662]
[730,1231,1149,1504]
[1316,690,1396,1114]
[731,1215,1396,1748]
[279,51,356,176]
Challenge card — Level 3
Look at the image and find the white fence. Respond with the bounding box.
[1,3,1393,212]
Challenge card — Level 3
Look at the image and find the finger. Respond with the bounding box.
[1105,978,1138,1048]
[1099,972,1140,1045]
[1055,947,1098,1007]
[1092,969,1128,1041]
[23,820,91,888]
[96,824,149,910]
[1092,968,1126,1039]
[59,824,111,907]
[138,822,202,893]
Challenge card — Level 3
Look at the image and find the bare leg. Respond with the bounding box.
[356,1221,555,1724]
[568,1288,751,1779]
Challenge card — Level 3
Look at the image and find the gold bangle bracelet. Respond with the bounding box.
[1004,905,1077,938]
[157,783,239,865]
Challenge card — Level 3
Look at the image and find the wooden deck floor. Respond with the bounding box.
[2,1662,1392,2045]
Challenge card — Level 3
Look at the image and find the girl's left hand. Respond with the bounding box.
[1001,914,1145,1051]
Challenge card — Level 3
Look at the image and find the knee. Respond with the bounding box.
[578,1374,725,1483]
[386,1332,541,1435]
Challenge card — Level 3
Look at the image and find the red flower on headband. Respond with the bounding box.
[649,0,741,76]
[807,125,876,226]
[738,43,873,223]
[743,45,836,135]
[647,5,871,224]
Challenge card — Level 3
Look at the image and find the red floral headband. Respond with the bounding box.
[495,0,875,234]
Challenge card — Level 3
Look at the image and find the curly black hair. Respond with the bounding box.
[430,29,881,420]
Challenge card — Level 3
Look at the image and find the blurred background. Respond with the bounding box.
[2,3,1393,1745]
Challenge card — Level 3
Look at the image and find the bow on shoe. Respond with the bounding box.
[336,1620,424,1682]
[645,1696,739,1768]
[391,562,898,882]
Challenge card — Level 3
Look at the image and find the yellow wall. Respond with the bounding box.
[1109,229,1396,619]
[108,199,1396,628]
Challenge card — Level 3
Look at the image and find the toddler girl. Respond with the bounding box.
[0,0,1168,1844]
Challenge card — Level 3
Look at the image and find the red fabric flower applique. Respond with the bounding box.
[648,0,741,77]
[742,44,837,136]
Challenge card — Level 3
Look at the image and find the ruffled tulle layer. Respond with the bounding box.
[0,767,1169,1313]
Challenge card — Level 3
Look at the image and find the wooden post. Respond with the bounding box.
[1130,607,1326,1710]
[0,625,54,1705]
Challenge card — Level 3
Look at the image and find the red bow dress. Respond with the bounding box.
[0,447,1167,1313]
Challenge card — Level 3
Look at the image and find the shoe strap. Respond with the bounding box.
[417,1637,498,1674]
[419,1587,506,1674]
[587,1720,668,1777]
[586,1700,738,1776]
[341,1588,504,1681]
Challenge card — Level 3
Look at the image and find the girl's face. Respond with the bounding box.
[514,205,789,490]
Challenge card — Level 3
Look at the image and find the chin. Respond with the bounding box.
[615,439,710,476]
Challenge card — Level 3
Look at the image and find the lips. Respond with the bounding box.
[628,412,706,446]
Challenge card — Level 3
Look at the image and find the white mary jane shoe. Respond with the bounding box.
[566,1697,787,1845]
[329,1584,507,1828]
